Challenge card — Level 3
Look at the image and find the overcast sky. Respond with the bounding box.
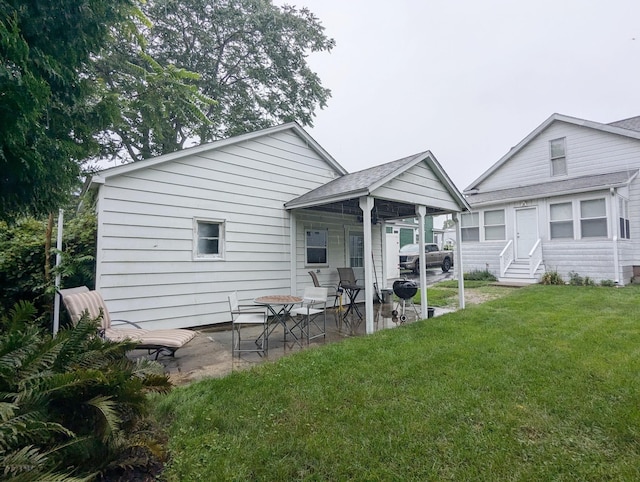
[280,0,640,194]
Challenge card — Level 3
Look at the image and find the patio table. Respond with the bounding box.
[254,295,303,347]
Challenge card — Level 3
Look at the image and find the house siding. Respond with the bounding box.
[477,122,640,192]
[95,130,340,330]
[373,163,461,212]
[464,117,640,286]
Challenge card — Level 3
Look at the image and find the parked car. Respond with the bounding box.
[399,243,453,273]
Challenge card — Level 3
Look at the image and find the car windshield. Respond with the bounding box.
[399,243,418,254]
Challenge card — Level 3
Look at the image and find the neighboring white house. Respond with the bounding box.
[87,122,470,332]
[461,113,640,285]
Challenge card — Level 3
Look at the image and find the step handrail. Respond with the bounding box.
[499,240,514,277]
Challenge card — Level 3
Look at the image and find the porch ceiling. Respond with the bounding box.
[299,197,447,221]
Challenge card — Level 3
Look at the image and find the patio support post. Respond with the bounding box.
[452,212,465,309]
[289,211,297,295]
[359,196,375,334]
[416,205,428,319]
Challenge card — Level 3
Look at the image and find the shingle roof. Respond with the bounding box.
[608,116,640,132]
[466,170,639,206]
[285,152,427,207]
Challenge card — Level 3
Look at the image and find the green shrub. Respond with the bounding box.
[541,270,564,285]
[0,197,97,325]
[568,271,584,286]
[464,269,497,281]
[0,301,171,480]
[568,271,596,286]
[600,279,616,287]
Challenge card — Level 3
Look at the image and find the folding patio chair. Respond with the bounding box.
[290,286,328,344]
[59,286,197,359]
[228,292,269,357]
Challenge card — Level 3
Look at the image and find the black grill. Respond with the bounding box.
[392,279,418,300]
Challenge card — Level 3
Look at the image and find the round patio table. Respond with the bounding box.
[254,295,303,346]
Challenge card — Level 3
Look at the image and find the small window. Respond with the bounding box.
[484,209,505,240]
[580,198,607,238]
[348,232,364,268]
[461,212,480,242]
[550,138,567,176]
[194,219,224,259]
[306,229,328,265]
[619,197,630,239]
[550,202,574,239]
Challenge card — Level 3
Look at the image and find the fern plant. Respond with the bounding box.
[0,301,172,481]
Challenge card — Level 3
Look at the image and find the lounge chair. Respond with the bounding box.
[59,286,197,359]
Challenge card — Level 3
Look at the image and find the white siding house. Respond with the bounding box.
[88,123,470,332]
[462,113,640,285]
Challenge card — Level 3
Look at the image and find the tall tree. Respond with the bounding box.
[0,0,135,220]
[102,0,335,163]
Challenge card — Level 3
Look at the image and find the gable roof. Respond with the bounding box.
[466,170,639,206]
[465,113,640,192]
[88,122,347,187]
[608,115,640,132]
[285,150,470,215]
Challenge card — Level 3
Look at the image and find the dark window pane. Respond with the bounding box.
[198,238,219,254]
[581,219,607,237]
[307,248,327,264]
[199,223,219,238]
[551,221,573,239]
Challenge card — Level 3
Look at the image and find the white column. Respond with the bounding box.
[452,212,465,309]
[416,205,428,319]
[359,196,374,334]
[289,211,297,295]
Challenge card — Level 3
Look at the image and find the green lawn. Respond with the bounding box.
[154,285,640,481]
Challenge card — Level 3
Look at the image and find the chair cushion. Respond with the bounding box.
[108,328,197,348]
[62,291,112,329]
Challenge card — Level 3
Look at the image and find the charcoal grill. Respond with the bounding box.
[391,279,419,322]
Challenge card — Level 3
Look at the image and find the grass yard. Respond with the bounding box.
[154,284,640,481]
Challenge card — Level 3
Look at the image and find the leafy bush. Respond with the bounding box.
[568,271,596,286]
[0,301,172,481]
[600,279,616,287]
[541,270,564,285]
[0,198,97,325]
[568,271,583,286]
[464,269,497,281]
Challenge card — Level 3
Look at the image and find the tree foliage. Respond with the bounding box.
[0,202,97,326]
[101,0,335,163]
[0,302,171,480]
[0,0,135,221]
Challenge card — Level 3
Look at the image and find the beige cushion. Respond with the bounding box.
[62,289,197,348]
[62,290,112,330]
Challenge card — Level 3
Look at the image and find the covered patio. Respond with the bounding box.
[285,150,471,335]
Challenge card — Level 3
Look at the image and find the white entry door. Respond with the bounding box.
[516,208,538,259]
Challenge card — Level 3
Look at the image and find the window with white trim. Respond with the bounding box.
[484,209,505,240]
[580,198,607,238]
[549,202,574,239]
[348,232,364,267]
[550,138,567,177]
[306,229,328,265]
[619,197,630,239]
[461,212,479,242]
[194,219,224,259]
